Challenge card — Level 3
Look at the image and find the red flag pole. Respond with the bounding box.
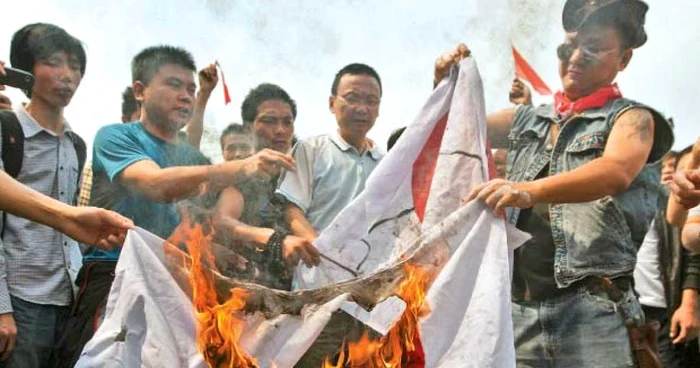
[215,61,232,105]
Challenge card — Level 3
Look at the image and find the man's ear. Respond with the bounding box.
[619,49,633,72]
[329,95,336,114]
[132,81,146,103]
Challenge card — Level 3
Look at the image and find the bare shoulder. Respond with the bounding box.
[612,107,654,142]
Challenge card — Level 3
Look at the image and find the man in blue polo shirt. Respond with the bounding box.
[54,45,295,367]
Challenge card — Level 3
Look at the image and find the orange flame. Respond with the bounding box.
[323,263,432,368]
[170,215,258,368]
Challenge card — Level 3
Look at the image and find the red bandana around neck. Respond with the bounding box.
[554,83,623,117]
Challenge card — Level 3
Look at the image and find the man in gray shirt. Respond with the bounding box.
[276,63,384,366]
[277,63,384,242]
[0,23,89,367]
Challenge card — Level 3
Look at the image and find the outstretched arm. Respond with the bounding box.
[468,108,655,215]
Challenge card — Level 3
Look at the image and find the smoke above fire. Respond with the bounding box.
[1,0,696,158]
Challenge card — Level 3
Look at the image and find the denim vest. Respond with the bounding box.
[506,98,674,288]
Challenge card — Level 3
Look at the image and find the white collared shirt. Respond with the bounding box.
[276,130,384,233]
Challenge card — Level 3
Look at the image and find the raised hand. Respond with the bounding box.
[509,78,533,106]
[434,43,471,87]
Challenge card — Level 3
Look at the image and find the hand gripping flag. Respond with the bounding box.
[76,57,527,368]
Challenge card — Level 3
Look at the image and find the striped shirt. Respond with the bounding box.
[0,106,82,313]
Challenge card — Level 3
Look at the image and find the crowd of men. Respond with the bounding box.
[0,0,699,367]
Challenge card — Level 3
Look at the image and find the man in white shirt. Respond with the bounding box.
[277,63,384,242]
[276,62,384,366]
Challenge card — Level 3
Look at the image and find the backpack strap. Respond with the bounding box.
[0,110,25,179]
[66,131,87,177]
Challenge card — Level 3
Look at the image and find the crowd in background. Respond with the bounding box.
[0,1,699,367]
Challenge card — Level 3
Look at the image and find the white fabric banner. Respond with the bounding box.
[77,58,525,368]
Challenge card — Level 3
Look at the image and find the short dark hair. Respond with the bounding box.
[10,23,87,98]
[220,123,250,149]
[131,45,196,85]
[240,83,297,125]
[331,63,382,96]
[387,127,406,151]
[664,150,679,160]
[121,86,139,119]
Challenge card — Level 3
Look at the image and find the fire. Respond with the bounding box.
[170,215,258,368]
[323,263,432,368]
[169,211,433,368]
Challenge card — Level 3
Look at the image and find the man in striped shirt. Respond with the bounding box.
[0,23,89,368]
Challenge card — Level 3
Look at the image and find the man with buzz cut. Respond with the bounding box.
[53,45,295,368]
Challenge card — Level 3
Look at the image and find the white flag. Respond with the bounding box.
[77,57,526,368]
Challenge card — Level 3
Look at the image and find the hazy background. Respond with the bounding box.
[1,0,697,162]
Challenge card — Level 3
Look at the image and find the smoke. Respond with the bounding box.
[0,0,697,158]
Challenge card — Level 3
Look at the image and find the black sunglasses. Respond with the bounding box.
[557,43,618,65]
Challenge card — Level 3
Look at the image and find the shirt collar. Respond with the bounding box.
[15,105,72,138]
[330,130,382,161]
[535,103,610,122]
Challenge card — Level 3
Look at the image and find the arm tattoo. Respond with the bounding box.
[618,108,654,142]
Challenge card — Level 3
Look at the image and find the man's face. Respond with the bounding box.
[558,26,631,100]
[252,99,294,153]
[661,154,677,185]
[222,133,254,161]
[493,149,507,179]
[31,51,82,108]
[136,64,195,133]
[330,74,381,142]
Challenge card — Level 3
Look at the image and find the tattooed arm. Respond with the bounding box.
[468,108,655,213]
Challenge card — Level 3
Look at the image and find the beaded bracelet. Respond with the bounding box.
[264,228,289,265]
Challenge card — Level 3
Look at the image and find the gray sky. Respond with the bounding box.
[1,0,697,162]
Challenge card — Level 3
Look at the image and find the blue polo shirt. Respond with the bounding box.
[83,122,209,262]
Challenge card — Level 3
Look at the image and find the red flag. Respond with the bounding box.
[512,46,552,96]
[412,114,448,222]
[216,61,232,105]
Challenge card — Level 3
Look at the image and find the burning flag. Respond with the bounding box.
[512,45,552,95]
[76,57,527,368]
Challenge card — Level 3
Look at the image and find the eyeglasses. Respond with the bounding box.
[337,93,381,108]
[556,43,618,65]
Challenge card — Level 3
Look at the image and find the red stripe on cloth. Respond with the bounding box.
[407,113,448,367]
[406,335,426,367]
[412,114,448,222]
[512,46,552,96]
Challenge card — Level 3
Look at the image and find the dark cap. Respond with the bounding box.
[562,0,649,48]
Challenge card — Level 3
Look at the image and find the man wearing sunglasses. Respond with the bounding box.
[435,0,673,367]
